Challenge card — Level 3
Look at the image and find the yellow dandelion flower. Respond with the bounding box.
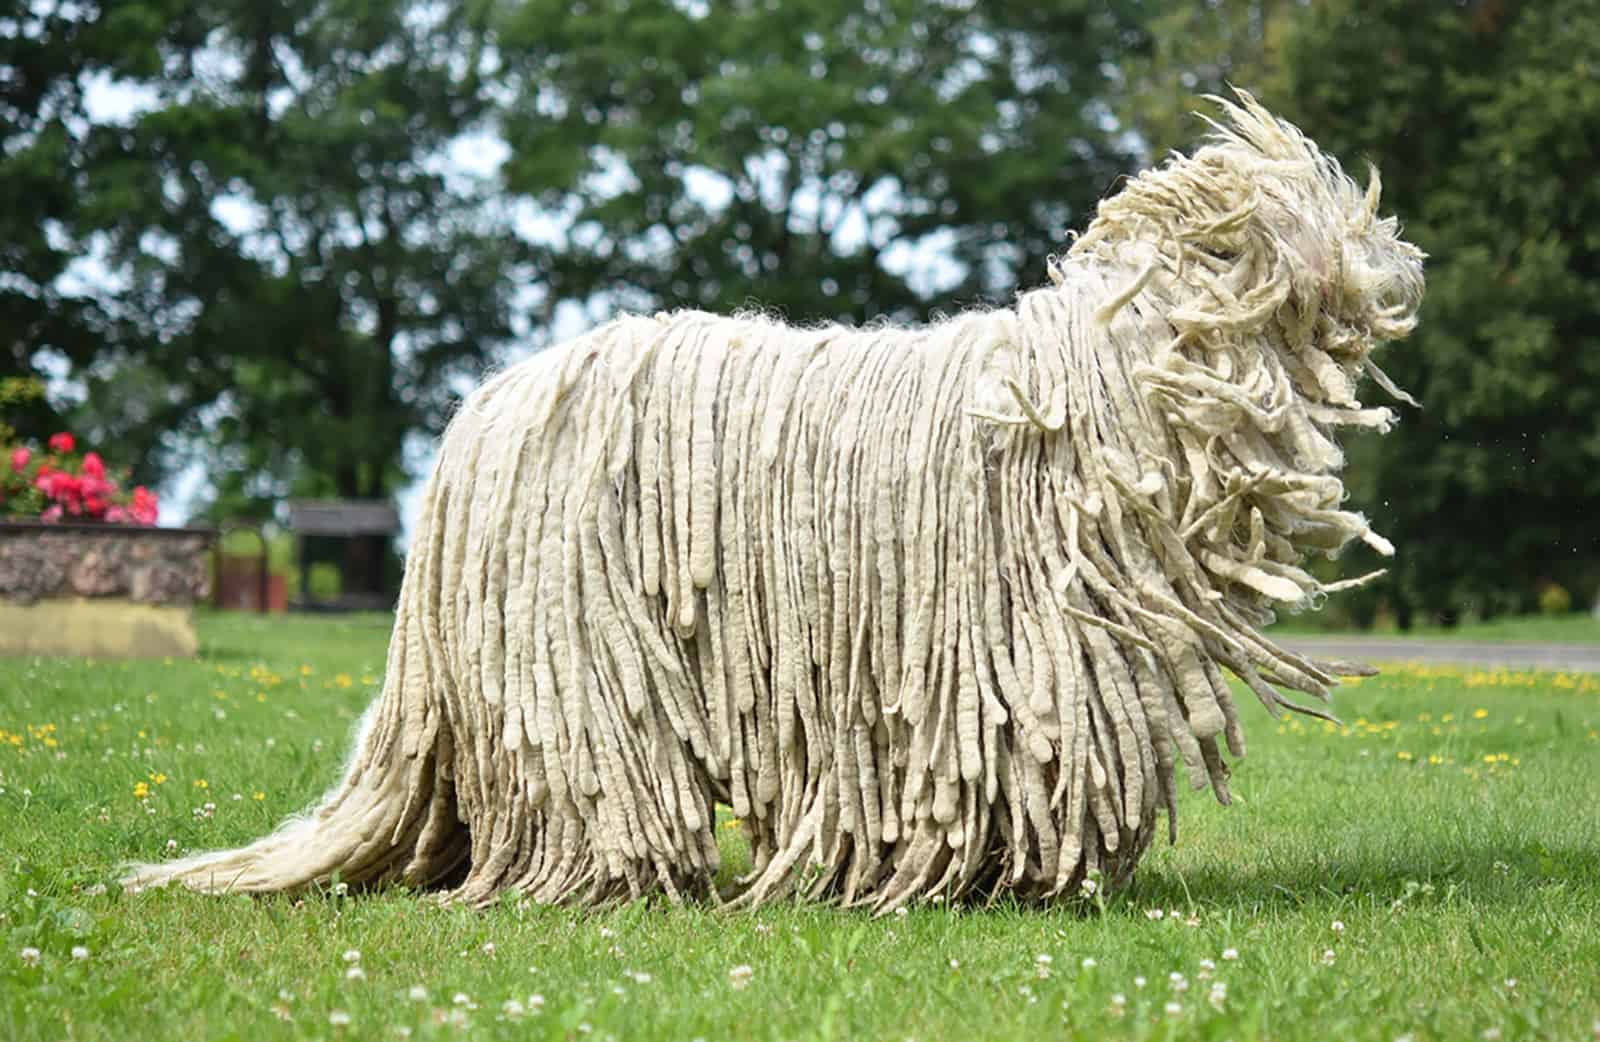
[193,778,208,789]
[253,791,266,801]
[1396,751,1413,761]
[133,781,150,799]
[149,772,167,785]
[334,673,353,688]
[1473,709,1488,720]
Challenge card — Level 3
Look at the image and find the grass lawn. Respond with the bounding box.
[1268,612,1600,644]
[3,612,1599,1041]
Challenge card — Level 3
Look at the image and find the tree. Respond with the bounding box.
[1271,0,1600,622]
[492,0,1152,326]
[0,2,126,438]
[57,0,522,513]
[1120,0,1600,623]
[1116,0,1300,160]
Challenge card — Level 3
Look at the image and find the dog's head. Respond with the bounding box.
[1070,90,1424,407]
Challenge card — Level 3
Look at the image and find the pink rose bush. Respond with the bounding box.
[2,432,159,525]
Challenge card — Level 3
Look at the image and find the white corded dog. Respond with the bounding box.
[127,92,1423,910]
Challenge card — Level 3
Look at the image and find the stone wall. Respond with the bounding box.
[0,521,214,606]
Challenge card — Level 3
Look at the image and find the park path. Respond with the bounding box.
[1278,636,1600,674]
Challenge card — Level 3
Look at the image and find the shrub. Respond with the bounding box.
[1538,583,1573,616]
[1,430,159,525]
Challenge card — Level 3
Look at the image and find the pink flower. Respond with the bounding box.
[36,470,90,516]
[105,505,130,523]
[47,432,75,454]
[8,447,28,473]
[78,472,113,502]
[130,486,159,525]
[40,505,63,523]
[81,452,106,479]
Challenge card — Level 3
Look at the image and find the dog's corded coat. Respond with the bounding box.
[126,94,1424,910]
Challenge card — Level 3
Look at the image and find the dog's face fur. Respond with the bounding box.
[1070,91,1424,411]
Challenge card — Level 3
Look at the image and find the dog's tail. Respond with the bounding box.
[121,534,470,898]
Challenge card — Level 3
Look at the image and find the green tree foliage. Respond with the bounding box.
[1274,0,1600,622]
[1117,0,1298,159]
[41,0,520,511]
[1125,0,1600,623]
[493,0,1151,324]
[0,3,124,437]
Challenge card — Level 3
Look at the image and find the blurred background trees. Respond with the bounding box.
[3,0,1596,624]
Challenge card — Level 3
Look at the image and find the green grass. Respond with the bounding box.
[3,613,1600,1041]
[1269,612,1600,644]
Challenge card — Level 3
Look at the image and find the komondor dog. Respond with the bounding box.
[127,92,1423,910]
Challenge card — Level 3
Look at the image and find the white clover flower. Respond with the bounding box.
[1208,981,1228,1012]
[502,999,525,1019]
[1331,920,1346,935]
[1197,958,1215,980]
[452,992,471,1006]
[19,946,41,966]
[408,985,428,1002]
[1081,957,1097,971]
[345,966,366,981]
[1482,1029,1502,1041]
[342,949,362,963]
[1134,976,1147,989]
[1145,908,1164,920]
[1165,1001,1183,1017]
[1109,993,1126,1011]
[1169,971,1188,993]
[328,1010,351,1027]
[1503,978,1516,991]
[71,945,89,960]
[1321,949,1337,966]
[1222,947,1239,961]
[527,994,545,1012]
[728,964,754,990]
[1080,877,1098,896]
[599,926,616,939]
[482,942,496,956]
